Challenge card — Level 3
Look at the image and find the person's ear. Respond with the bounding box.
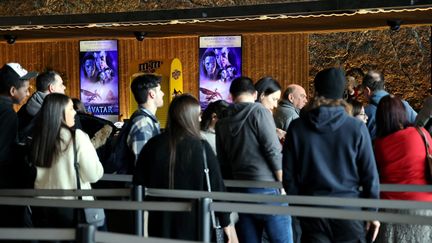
[253,91,258,101]
[211,113,217,120]
[288,93,294,103]
[48,83,54,93]
[148,89,156,99]
[365,87,372,96]
[9,86,16,97]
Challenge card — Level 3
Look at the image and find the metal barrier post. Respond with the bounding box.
[76,224,96,243]
[133,185,144,236]
[197,197,212,243]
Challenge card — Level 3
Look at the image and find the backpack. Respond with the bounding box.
[103,109,150,174]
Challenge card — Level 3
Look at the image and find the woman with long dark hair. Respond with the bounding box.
[133,94,238,242]
[374,95,432,242]
[254,76,286,142]
[31,93,104,234]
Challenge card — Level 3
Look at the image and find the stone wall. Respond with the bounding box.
[0,0,304,16]
[309,26,431,110]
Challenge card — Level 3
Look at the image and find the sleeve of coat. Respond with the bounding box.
[254,106,282,172]
[356,124,380,207]
[282,123,299,195]
[76,129,104,183]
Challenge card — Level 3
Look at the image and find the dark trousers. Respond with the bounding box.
[32,207,76,243]
[300,217,366,243]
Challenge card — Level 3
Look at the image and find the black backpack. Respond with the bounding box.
[103,109,150,174]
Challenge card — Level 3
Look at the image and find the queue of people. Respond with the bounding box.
[0,61,431,243]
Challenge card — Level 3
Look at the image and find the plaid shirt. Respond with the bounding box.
[127,108,160,164]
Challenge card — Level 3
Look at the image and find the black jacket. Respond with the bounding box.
[283,106,379,204]
[0,96,17,168]
[133,133,230,240]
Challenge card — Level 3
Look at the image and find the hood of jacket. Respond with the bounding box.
[304,106,348,133]
[225,102,261,136]
[26,91,47,116]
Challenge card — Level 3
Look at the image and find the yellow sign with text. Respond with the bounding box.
[128,58,183,128]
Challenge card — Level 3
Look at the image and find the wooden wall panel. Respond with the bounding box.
[242,33,309,94]
[0,33,309,118]
[117,37,199,118]
[0,40,80,111]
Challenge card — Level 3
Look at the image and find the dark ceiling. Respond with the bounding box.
[0,1,431,41]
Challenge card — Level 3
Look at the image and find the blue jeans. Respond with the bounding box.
[234,187,293,243]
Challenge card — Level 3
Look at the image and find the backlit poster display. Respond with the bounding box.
[199,36,242,109]
[79,40,119,122]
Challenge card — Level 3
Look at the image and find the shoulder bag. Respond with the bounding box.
[202,140,225,243]
[415,126,432,181]
[73,132,106,227]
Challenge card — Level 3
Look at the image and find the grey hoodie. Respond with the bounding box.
[215,102,282,181]
[26,91,47,116]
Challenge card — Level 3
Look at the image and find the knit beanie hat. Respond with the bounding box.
[314,67,347,99]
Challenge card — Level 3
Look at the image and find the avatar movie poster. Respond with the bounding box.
[199,36,242,110]
[79,40,119,122]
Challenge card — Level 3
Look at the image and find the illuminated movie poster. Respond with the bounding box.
[199,36,242,109]
[79,40,119,122]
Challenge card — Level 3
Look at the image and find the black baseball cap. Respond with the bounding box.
[0,63,38,83]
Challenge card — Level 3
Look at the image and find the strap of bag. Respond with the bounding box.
[201,140,221,229]
[73,131,82,200]
[416,126,431,157]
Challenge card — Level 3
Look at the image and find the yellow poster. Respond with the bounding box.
[128,58,183,128]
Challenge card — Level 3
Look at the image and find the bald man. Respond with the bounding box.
[274,84,308,131]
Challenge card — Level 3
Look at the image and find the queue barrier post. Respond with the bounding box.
[197,197,212,243]
[76,223,96,243]
[133,185,144,236]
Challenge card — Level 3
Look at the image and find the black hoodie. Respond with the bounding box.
[216,102,282,181]
[283,106,379,205]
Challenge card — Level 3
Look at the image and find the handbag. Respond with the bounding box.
[415,126,432,180]
[73,133,106,227]
[201,140,225,243]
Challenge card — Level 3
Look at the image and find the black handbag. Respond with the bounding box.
[201,141,225,243]
[73,133,105,227]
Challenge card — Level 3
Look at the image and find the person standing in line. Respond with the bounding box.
[374,95,432,243]
[216,76,293,243]
[17,70,66,138]
[362,70,416,140]
[349,99,368,124]
[133,94,238,242]
[273,84,308,132]
[254,76,287,142]
[200,99,230,154]
[283,67,380,243]
[31,93,104,242]
[272,83,308,243]
[127,74,164,168]
[0,63,36,232]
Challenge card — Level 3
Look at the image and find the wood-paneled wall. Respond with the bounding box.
[0,33,309,118]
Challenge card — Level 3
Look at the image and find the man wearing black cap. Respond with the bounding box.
[282,67,380,242]
[0,62,37,229]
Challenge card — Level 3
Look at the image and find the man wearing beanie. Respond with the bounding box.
[282,67,380,242]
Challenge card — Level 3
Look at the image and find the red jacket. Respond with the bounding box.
[374,126,432,201]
